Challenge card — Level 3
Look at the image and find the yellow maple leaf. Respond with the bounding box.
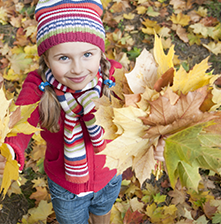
[134,146,156,184]
[7,180,21,197]
[196,6,207,17]
[171,57,212,94]
[101,0,111,9]
[94,95,122,140]
[153,34,175,78]
[0,87,40,197]
[123,13,135,20]
[0,43,10,56]
[203,41,221,55]
[190,23,208,38]
[100,106,151,178]
[147,6,160,17]
[32,177,48,188]
[170,13,190,26]
[142,19,161,35]
[110,203,123,224]
[7,53,32,74]
[24,45,38,56]
[0,143,19,198]
[136,5,147,14]
[7,102,41,137]
[111,67,131,100]
[3,68,21,82]
[28,200,54,224]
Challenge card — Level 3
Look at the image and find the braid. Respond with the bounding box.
[100,53,111,98]
[38,56,61,133]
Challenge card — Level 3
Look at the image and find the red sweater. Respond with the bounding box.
[5,60,121,194]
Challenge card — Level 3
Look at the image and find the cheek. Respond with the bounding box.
[50,69,65,83]
[89,60,101,74]
[50,63,68,79]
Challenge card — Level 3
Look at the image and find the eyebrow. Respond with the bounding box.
[52,47,99,57]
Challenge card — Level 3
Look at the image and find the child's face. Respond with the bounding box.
[44,42,101,90]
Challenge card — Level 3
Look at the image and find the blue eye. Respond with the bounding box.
[84,52,92,58]
[59,56,68,61]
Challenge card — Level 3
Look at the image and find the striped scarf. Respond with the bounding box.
[45,69,106,183]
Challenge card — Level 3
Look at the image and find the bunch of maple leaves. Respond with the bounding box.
[95,34,221,223]
[0,0,221,223]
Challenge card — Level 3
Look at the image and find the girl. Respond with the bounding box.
[0,0,123,223]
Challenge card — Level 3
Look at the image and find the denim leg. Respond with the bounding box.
[89,174,122,216]
[48,178,93,224]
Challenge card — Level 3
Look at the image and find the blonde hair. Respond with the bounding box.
[38,52,111,133]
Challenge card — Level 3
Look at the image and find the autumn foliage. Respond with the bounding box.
[1,0,221,223]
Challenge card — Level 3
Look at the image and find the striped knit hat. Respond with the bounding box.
[35,0,105,56]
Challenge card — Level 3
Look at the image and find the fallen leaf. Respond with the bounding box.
[202,41,221,55]
[175,24,189,43]
[7,53,32,74]
[123,208,145,224]
[29,186,50,205]
[170,13,190,26]
[28,200,54,224]
[123,13,135,20]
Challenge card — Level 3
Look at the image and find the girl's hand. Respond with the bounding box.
[0,154,6,178]
[154,137,165,162]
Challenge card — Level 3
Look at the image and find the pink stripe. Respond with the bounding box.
[66,169,88,176]
[38,32,105,55]
[38,11,102,28]
[36,3,102,20]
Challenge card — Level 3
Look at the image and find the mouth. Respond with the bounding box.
[68,75,87,83]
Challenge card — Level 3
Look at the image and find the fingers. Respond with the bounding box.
[0,154,6,162]
[154,138,165,162]
[0,154,6,178]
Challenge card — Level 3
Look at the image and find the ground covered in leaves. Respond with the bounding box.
[1,0,221,223]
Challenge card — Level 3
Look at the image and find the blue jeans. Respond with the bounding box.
[48,175,122,224]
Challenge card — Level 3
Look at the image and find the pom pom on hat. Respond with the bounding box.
[35,0,105,56]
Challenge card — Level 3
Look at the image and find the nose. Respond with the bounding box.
[70,59,83,75]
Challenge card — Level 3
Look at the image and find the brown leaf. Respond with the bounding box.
[176,25,189,43]
[102,11,117,27]
[200,17,219,27]
[142,87,207,126]
[153,67,174,92]
[141,87,217,138]
[203,112,221,135]
[214,76,221,88]
[203,201,217,220]
[159,7,169,17]
[122,167,134,180]
[0,58,9,69]
[168,188,187,206]
[123,208,145,224]
[199,89,215,112]
[29,186,50,205]
[124,94,141,108]
[13,27,30,46]
[30,143,46,161]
